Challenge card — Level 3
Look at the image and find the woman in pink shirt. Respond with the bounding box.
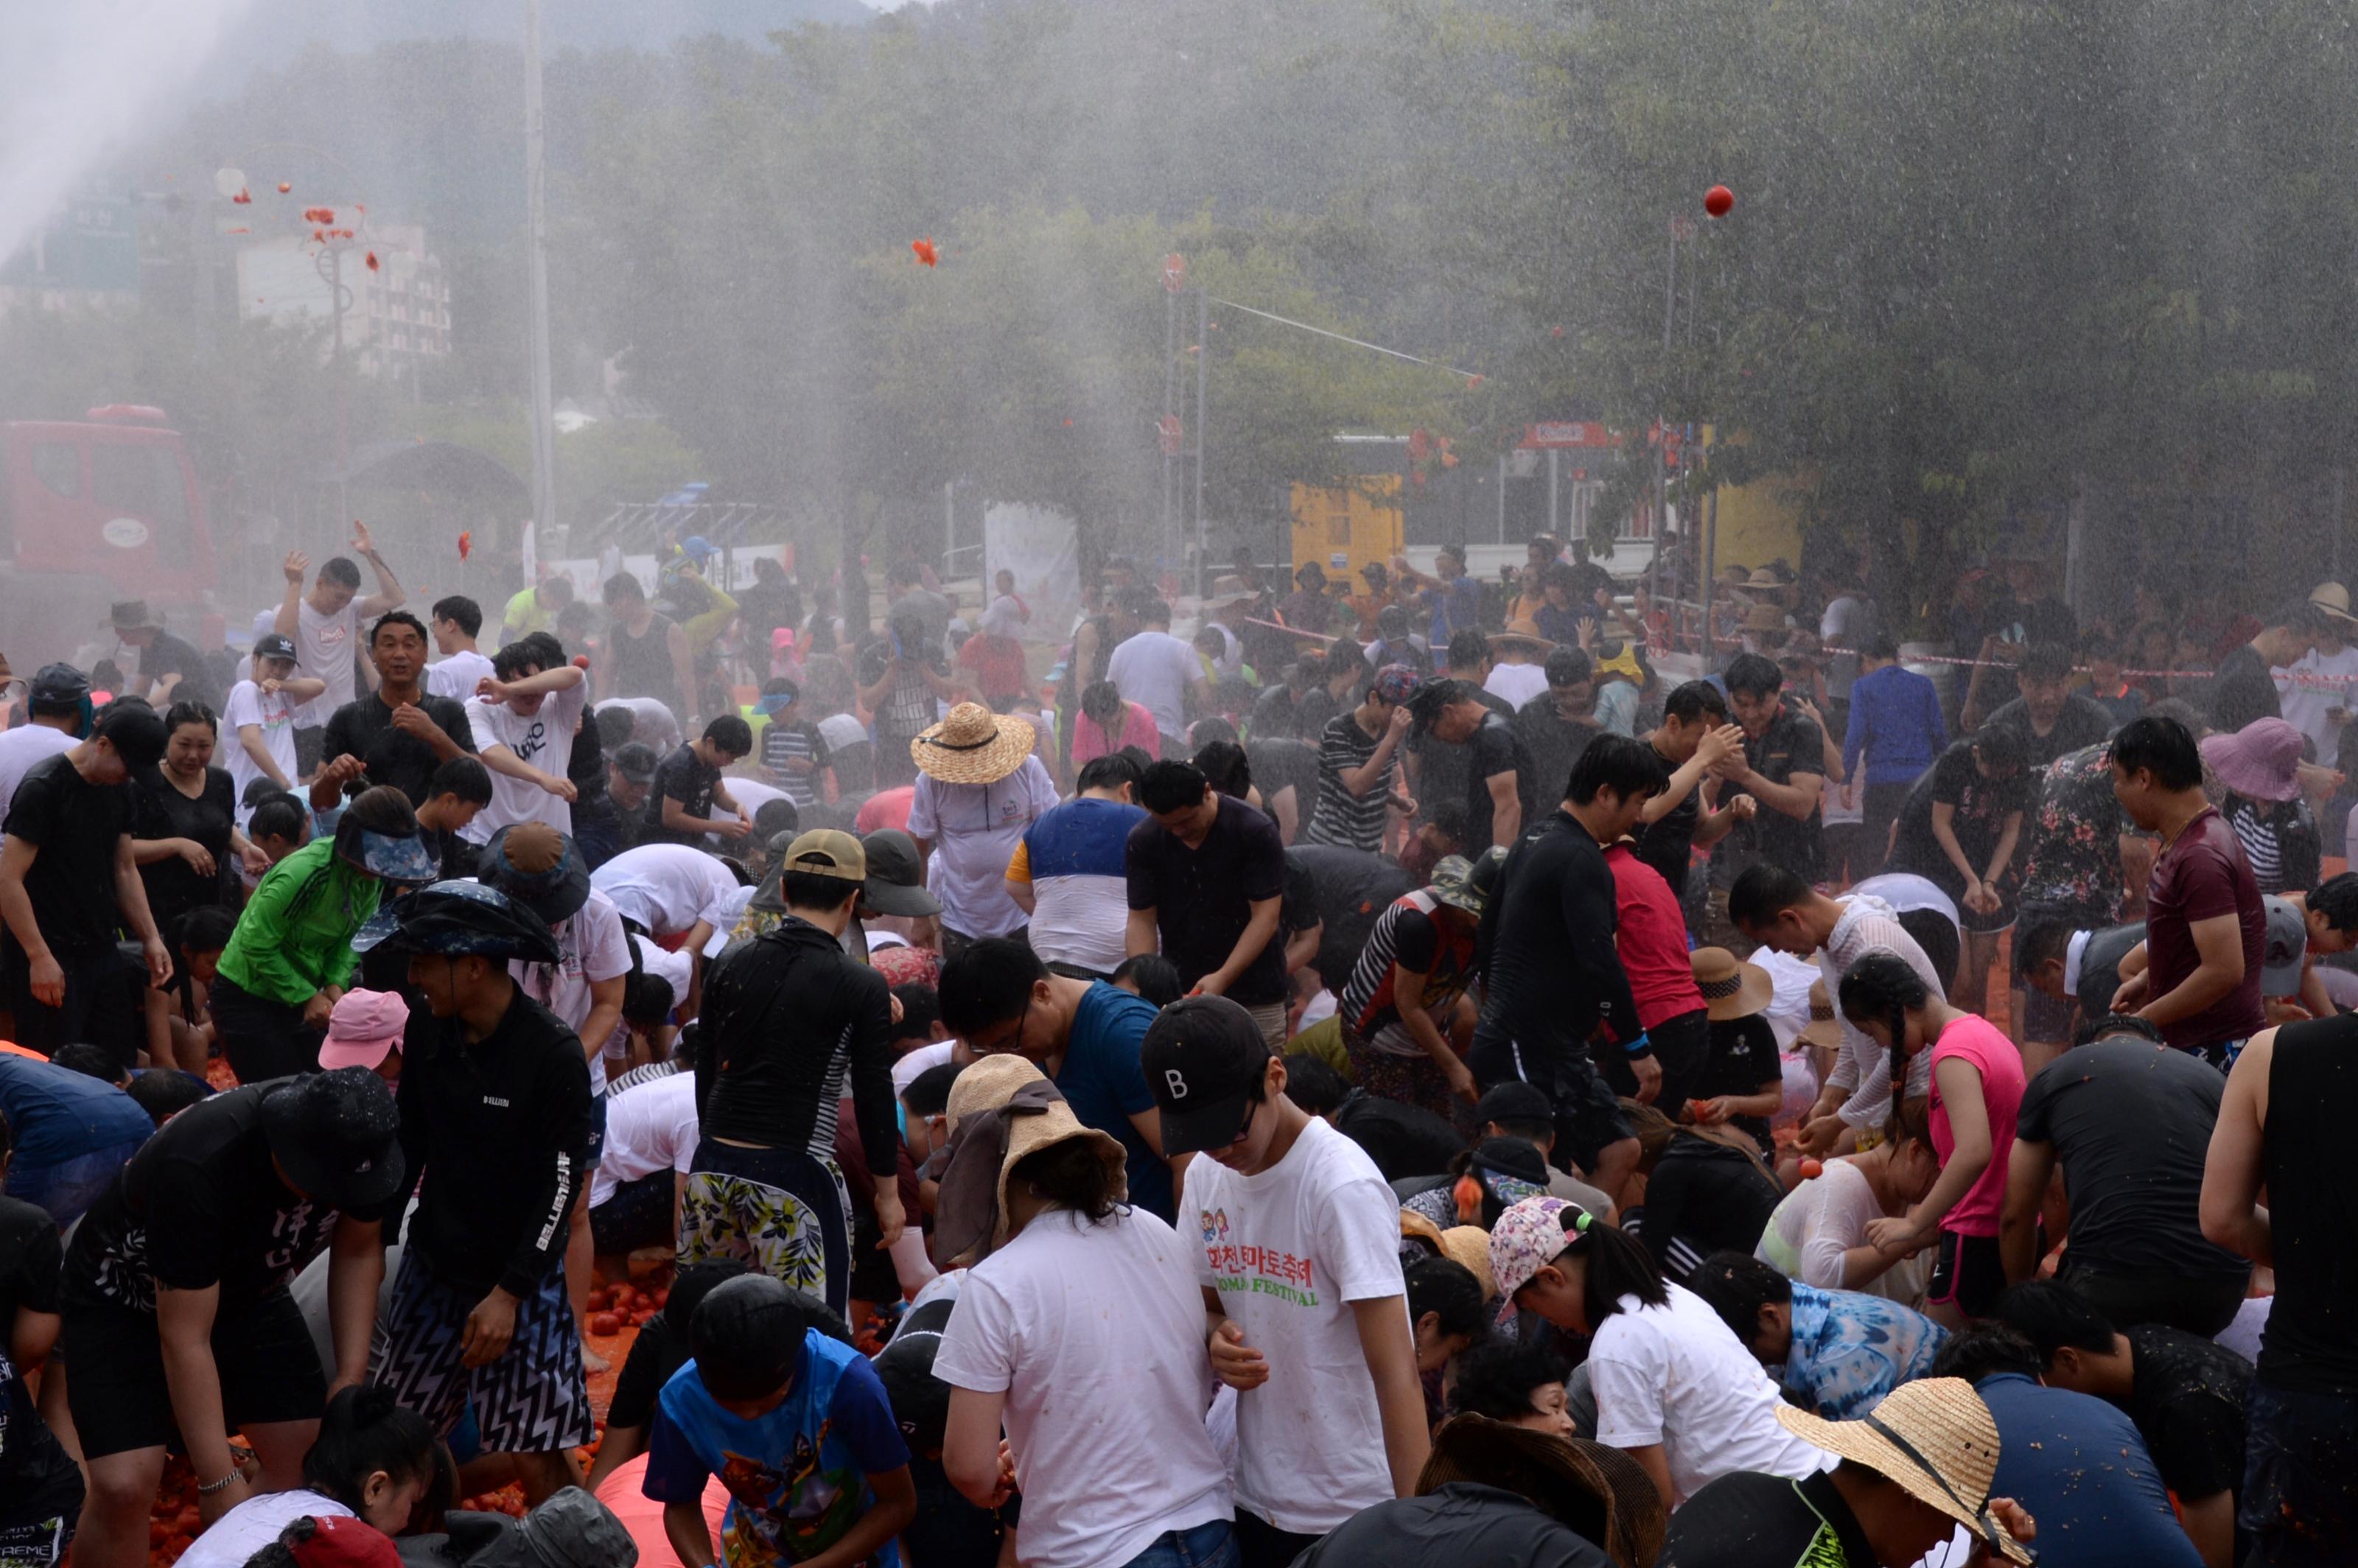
[1834,951,2023,1329]
[1068,679,1161,768]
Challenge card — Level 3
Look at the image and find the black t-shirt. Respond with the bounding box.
[1295,1483,1614,1568]
[1473,810,1644,1065]
[1889,741,2029,887]
[1633,746,1704,900]
[643,743,724,845]
[567,713,609,806]
[133,765,236,926]
[1457,712,1530,851]
[2074,923,2144,1021]
[2,752,136,956]
[1248,738,1320,826]
[1126,793,1289,1005]
[1284,844,1414,985]
[63,1081,382,1315]
[1514,696,1598,814]
[1333,1092,1466,1183]
[2016,1039,2249,1282]
[2255,1013,2358,1393]
[1987,693,2117,771]
[1639,1133,1782,1271]
[139,630,218,713]
[319,690,478,808]
[1404,690,1511,830]
[608,1310,692,1430]
[1249,685,1304,741]
[2207,643,2281,735]
[0,1194,63,1332]
[1660,1468,1877,1568]
[1710,704,1825,885]
[1696,1014,1782,1149]
[2124,1323,2250,1502]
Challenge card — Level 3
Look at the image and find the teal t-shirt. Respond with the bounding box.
[1057,982,1170,1221]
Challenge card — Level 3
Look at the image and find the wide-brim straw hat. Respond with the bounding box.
[1438,1225,1497,1299]
[1799,979,1843,1050]
[1691,946,1775,1022]
[912,701,1037,785]
[937,1054,1127,1257]
[2310,581,2358,626]
[2200,718,2303,803]
[1774,1378,2032,1564]
[1419,1415,1667,1568]
[1488,617,1557,654]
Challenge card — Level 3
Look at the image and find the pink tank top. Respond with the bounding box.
[1928,1013,2025,1236]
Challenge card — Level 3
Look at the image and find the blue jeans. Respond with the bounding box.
[6,1136,147,1227]
[1121,1519,1238,1568]
[2242,1379,2358,1566]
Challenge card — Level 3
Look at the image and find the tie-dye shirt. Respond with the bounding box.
[1780,1282,1949,1420]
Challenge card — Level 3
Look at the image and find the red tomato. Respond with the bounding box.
[1704,184,1735,217]
[1799,1158,1825,1179]
[590,1312,622,1336]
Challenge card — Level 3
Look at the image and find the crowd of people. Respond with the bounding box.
[0,526,2349,1568]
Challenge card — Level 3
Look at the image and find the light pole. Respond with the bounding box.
[523,0,558,563]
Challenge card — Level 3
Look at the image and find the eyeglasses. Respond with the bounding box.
[968,994,1032,1057]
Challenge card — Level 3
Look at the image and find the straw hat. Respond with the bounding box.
[1744,567,1794,592]
[1418,1415,1667,1568]
[1203,574,1257,613]
[1438,1226,1497,1299]
[932,1054,1127,1261]
[1774,1378,2032,1564]
[1690,947,1774,1022]
[1799,979,1843,1050]
[911,701,1038,786]
[1488,617,1557,654]
[2200,718,2303,803]
[2310,581,2358,626]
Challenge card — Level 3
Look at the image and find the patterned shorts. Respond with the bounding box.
[0,1516,74,1568]
[1343,1026,1462,1124]
[677,1140,853,1316]
[372,1250,592,1457]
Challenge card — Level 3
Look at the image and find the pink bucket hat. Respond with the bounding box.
[319,988,409,1071]
[2200,717,2304,803]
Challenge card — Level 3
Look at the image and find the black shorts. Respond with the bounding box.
[588,1170,674,1256]
[63,1289,326,1461]
[1927,1229,2005,1318]
[1469,1030,1634,1176]
[210,975,323,1083]
[1601,1009,1707,1125]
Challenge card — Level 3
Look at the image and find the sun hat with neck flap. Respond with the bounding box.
[911,701,1037,787]
[927,1054,1127,1267]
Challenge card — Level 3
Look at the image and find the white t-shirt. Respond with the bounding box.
[1847,873,1960,933]
[596,696,683,755]
[425,648,494,703]
[1589,1282,1836,1505]
[177,1489,354,1568]
[1183,1116,1405,1534]
[591,844,739,937]
[2275,645,2358,761]
[1483,661,1550,709]
[292,596,363,724]
[463,682,589,843]
[906,756,1060,940]
[223,679,301,825]
[0,724,77,821]
[703,884,758,958]
[511,887,632,1092]
[634,931,694,1016]
[589,1071,701,1208]
[933,1206,1231,1568]
[725,774,792,827]
[1105,629,1201,737]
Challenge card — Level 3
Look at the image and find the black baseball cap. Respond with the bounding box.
[253,631,298,662]
[1474,1080,1555,1128]
[258,1068,406,1211]
[872,1296,956,1452]
[1141,995,1276,1155]
[29,662,89,705]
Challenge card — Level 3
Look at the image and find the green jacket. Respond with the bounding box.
[216,837,382,1006]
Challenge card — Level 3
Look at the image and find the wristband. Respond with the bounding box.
[1622,1031,1654,1057]
[197,1471,242,1497]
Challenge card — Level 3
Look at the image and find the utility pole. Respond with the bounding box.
[1194,286,1208,598]
[523,0,559,559]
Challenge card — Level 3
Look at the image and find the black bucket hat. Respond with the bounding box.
[258,1068,406,1211]
[475,822,592,925]
[351,878,562,964]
